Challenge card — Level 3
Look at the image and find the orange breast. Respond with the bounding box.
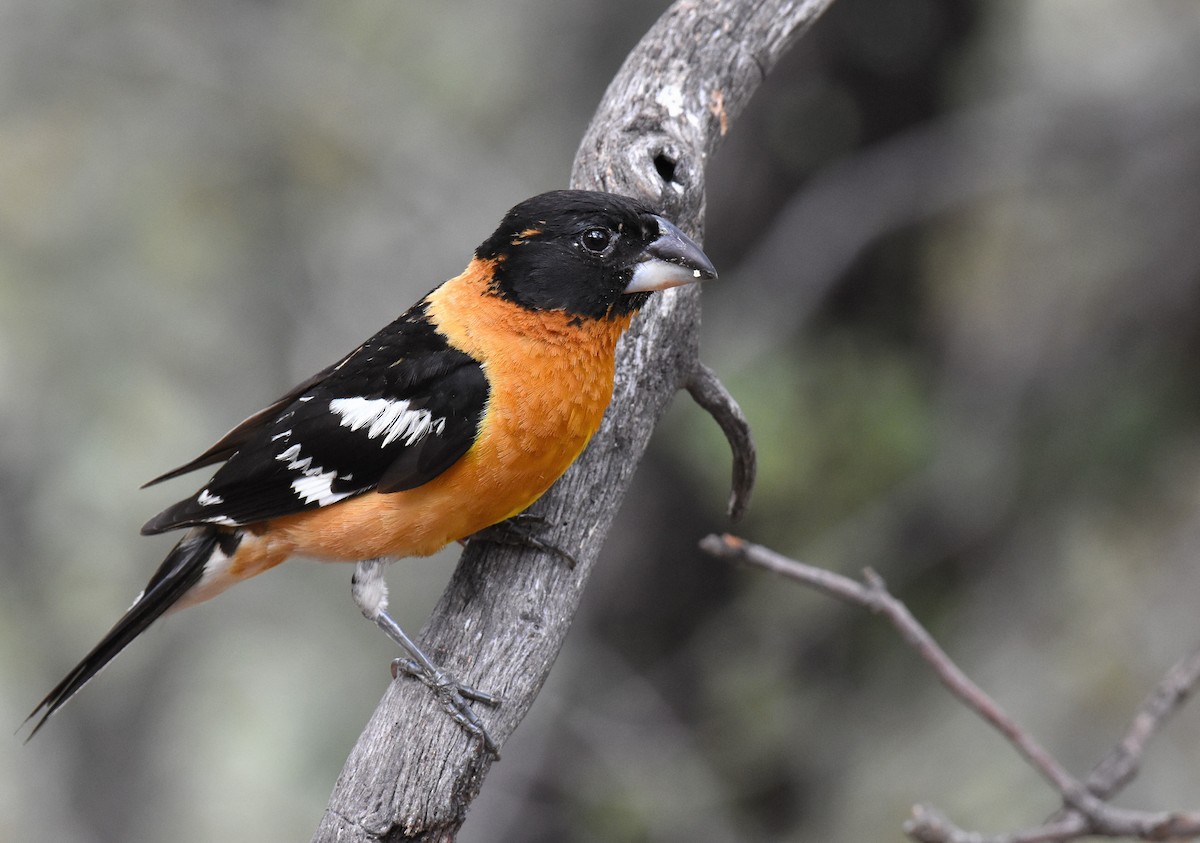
[266,259,634,562]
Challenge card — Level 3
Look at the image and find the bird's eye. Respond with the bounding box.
[580,227,614,255]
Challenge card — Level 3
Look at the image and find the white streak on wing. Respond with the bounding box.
[367,400,407,440]
[275,441,352,507]
[271,429,292,442]
[383,411,438,447]
[329,397,388,431]
[290,470,344,506]
[197,489,224,507]
[202,515,239,526]
[277,443,302,462]
[329,397,446,448]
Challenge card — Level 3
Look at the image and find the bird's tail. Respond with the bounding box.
[24,526,238,739]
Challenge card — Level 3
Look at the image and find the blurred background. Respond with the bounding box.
[4,0,1200,840]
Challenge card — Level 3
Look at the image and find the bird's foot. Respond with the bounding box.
[390,657,501,705]
[468,512,578,568]
[353,558,502,757]
[389,657,502,757]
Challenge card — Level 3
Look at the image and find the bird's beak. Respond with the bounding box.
[624,216,718,294]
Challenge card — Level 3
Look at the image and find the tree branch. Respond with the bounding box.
[1083,643,1200,800]
[311,2,836,840]
[686,362,756,521]
[700,533,1200,843]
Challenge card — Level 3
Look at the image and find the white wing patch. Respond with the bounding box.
[328,397,446,447]
[197,489,224,507]
[196,488,236,525]
[275,442,354,507]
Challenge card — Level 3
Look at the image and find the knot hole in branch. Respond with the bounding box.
[653,150,678,185]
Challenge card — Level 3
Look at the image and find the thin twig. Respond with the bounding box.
[1084,644,1200,799]
[698,536,1086,799]
[906,803,1087,843]
[699,533,1200,843]
[684,362,756,521]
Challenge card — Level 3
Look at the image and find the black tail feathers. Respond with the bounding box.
[24,527,237,739]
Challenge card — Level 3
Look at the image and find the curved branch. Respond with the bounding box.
[312,2,837,840]
[686,362,756,521]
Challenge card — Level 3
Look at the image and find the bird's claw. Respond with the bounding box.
[389,657,502,757]
[390,658,502,706]
[468,512,579,568]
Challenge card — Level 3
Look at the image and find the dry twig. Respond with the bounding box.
[700,533,1200,843]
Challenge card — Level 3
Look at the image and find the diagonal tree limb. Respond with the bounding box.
[312,2,837,841]
[700,533,1200,843]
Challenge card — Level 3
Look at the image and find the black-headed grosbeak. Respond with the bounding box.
[28,189,717,749]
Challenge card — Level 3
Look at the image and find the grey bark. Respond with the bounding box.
[312,1,836,840]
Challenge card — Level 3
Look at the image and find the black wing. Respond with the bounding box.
[141,300,489,534]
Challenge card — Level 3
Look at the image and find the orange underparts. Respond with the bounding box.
[197,258,634,602]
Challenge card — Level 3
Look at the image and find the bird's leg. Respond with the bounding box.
[467,512,579,569]
[351,558,500,756]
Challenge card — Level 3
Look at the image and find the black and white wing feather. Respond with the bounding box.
[142,301,488,534]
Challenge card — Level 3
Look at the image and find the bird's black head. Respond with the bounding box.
[476,190,717,321]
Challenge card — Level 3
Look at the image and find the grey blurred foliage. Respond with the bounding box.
[4,0,1200,841]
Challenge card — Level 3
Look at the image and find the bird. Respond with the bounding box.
[26,189,717,751]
